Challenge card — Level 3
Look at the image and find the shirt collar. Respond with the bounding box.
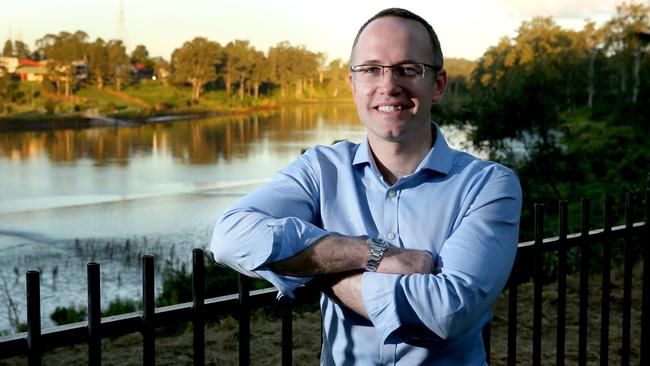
[352,123,453,176]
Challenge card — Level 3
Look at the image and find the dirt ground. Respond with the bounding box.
[0,264,644,365]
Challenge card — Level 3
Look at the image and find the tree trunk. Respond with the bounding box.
[96,71,104,90]
[226,67,232,95]
[254,81,260,99]
[116,77,122,93]
[238,77,244,100]
[632,43,640,104]
[587,50,595,109]
[64,76,70,98]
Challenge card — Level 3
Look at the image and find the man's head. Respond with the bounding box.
[349,8,447,145]
[350,8,443,69]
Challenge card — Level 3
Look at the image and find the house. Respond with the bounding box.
[0,56,19,75]
[14,59,48,82]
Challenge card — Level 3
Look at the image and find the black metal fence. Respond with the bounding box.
[0,190,648,365]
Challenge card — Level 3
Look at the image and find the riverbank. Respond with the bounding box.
[0,81,353,132]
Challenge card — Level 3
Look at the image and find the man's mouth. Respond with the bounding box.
[377,105,403,113]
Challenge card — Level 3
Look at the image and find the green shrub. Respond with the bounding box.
[50,305,87,325]
[102,297,139,317]
[44,98,57,115]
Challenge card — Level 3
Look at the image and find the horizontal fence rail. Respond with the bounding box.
[0,190,648,365]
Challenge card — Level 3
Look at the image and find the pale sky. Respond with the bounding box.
[0,0,643,62]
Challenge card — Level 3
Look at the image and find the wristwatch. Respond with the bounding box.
[365,237,389,272]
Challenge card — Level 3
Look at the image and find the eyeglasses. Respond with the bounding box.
[350,62,440,83]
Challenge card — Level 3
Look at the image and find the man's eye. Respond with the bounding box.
[362,66,381,74]
[397,64,420,76]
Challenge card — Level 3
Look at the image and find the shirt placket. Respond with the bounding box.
[383,187,401,246]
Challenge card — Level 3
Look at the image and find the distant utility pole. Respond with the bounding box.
[117,0,128,49]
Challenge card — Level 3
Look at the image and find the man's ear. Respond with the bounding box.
[432,68,447,104]
[348,73,356,95]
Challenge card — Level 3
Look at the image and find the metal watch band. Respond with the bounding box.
[365,237,389,272]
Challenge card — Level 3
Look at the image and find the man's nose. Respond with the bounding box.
[378,67,402,94]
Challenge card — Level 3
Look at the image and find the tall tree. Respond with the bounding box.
[603,2,650,104]
[13,41,31,59]
[106,40,130,92]
[222,40,254,97]
[130,44,153,70]
[87,38,109,90]
[249,50,269,98]
[3,40,13,56]
[36,30,89,97]
[171,37,222,101]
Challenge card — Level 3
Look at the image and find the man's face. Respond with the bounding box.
[349,17,446,144]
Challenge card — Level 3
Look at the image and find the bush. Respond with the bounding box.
[102,297,139,317]
[50,305,87,325]
[44,98,57,115]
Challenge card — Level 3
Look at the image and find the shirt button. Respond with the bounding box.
[387,232,396,240]
[388,190,397,198]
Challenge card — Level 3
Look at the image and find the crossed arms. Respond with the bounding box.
[210,149,522,341]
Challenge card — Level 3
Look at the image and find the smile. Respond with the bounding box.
[377,105,403,113]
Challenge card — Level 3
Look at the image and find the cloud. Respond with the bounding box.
[496,0,627,19]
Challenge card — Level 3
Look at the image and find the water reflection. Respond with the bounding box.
[0,105,360,165]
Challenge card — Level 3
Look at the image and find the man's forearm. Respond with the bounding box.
[268,235,368,276]
[268,235,434,277]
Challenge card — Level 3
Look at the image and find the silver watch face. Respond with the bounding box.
[369,237,388,249]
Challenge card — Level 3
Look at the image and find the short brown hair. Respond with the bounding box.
[350,8,443,68]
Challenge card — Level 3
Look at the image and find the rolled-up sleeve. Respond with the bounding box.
[210,153,329,297]
[361,167,522,343]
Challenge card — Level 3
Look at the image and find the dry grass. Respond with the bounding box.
[0,264,644,365]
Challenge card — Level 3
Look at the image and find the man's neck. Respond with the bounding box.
[368,124,434,186]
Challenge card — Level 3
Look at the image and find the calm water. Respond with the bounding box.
[0,104,478,332]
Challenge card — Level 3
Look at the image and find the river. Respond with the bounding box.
[0,104,481,332]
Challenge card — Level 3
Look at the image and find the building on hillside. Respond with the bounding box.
[15,65,48,82]
[0,56,20,74]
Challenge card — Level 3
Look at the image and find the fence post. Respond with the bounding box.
[279,295,293,366]
[599,195,612,366]
[641,187,650,366]
[578,198,590,366]
[556,200,568,366]
[26,270,41,366]
[238,274,250,366]
[87,262,101,366]
[142,255,155,366]
[192,249,205,366]
[507,257,518,366]
[621,193,634,366]
[532,204,544,366]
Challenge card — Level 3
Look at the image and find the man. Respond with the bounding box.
[211,8,522,365]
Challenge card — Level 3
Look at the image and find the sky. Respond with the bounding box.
[1,0,645,62]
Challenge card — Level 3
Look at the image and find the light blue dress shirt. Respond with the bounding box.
[211,125,522,365]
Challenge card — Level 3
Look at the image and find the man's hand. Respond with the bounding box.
[377,247,433,274]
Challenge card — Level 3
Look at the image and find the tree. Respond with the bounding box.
[13,41,31,59]
[249,50,270,98]
[87,38,109,90]
[36,30,89,97]
[106,40,130,92]
[131,44,153,71]
[603,2,650,105]
[2,40,13,56]
[171,37,222,101]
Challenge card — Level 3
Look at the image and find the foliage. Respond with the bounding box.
[156,251,268,308]
[50,305,87,325]
[36,30,89,97]
[171,37,222,101]
[102,297,139,316]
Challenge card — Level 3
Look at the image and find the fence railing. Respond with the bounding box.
[0,189,648,365]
